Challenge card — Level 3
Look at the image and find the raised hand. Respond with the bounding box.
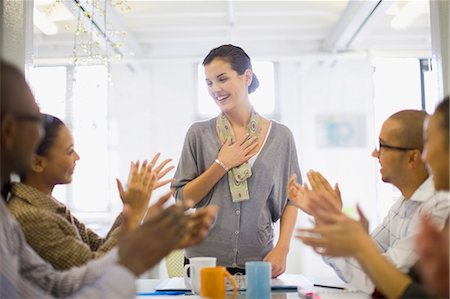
[118,194,189,276]
[415,214,449,298]
[356,204,369,233]
[116,160,156,229]
[148,152,175,190]
[295,192,371,257]
[296,216,370,257]
[307,170,342,210]
[304,191,342,225]
[176,205,218,249]
[287,173,313,214]
[217,134,258,170]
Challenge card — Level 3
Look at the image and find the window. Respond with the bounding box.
[420,58,440,113]
[197,61,276,117]
[28,65,116,214]
[29,66,68,203]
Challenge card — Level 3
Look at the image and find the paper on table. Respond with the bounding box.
[297,276,369,299]
[155,278,190,291]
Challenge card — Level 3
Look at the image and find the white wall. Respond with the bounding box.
[278,55,378,277]
[108,54,379,279]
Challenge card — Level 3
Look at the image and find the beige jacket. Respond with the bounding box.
[8,183,122,270]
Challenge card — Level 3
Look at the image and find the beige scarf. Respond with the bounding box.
[216,109,261,202]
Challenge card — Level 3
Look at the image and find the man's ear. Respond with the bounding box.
[1,114,17,152]
[30,154,46,173]
[408,149,423,168]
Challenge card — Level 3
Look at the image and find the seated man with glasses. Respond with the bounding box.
[288,109,449,294]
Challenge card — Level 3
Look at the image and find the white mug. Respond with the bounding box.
[184,257,216,294]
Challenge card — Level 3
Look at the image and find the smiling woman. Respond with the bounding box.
[7,114,170,270]
[197,61,275,117]
[172,44,302,278]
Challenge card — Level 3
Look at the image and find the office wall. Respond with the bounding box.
[278,56,377,277]
[110,62,197,202]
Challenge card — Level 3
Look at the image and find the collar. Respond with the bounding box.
[406,177,435,203]
[11,182,65,212]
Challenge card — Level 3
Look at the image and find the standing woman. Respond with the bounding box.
[172,44,301,277]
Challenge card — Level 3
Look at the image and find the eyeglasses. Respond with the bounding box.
[376,141,417,152]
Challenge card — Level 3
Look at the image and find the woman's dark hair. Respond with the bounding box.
[36,114,64,156]
[435,96,449,148]
[20,114,64,182]
[202,44,260,94]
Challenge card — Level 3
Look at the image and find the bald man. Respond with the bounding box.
[321,110,449,293]
[0,60,216,298]
[290,110,449,294]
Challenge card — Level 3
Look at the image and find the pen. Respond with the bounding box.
[136,291,188,296]
[313,284,345,290]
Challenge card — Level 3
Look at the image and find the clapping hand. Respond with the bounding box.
[118,192,189,276]
[306,170,342,210]
[117,160,156,229]
[288,170,342,216]
[177,204,218,249]
[149,152,175,190]
[295,191,370,257]
[288,173,313,214]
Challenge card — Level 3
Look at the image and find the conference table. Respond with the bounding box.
[136,274,371,298]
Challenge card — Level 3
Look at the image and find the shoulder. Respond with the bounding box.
[421,191,450,224]
[185,118,217,140]
[8,197,52,227]
[269,121,295,141]
[188,118,215,132]
[8,195,35,217]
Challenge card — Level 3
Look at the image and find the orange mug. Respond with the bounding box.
[200,266,238,299]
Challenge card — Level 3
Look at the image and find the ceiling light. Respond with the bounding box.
[390,0,428,30]
[34,8,58,35]
[48,4,75,22]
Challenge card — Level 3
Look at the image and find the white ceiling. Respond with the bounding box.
[33,0,432,61]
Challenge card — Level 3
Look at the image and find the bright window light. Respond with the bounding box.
[71,65,109,212]
[29,66,67,118]
[28,66,67,203]
[28,65,114,213]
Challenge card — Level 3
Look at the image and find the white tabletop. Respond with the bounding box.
[135,274,371,299]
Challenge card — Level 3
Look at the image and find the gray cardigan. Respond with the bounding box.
[172,118,302,268]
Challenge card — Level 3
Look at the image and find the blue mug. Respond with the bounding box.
[245,261,271,299]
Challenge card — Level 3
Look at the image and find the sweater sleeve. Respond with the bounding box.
[171,124,202,202]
